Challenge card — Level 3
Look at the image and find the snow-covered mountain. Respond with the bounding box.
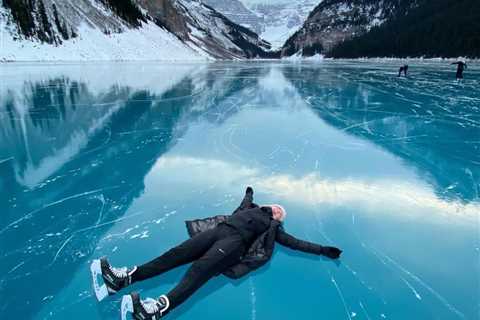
[202,0,319,49]
[0,0,272,61]
[201,0,263,35]
[145,0,273,59]
[244,0,320,49]
[327,0,479,58]
[281,0,420,57]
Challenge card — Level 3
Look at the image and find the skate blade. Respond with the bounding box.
[121,295,134,320]
[90,259,109,301]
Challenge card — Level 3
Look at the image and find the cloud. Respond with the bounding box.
[150,155,479,223]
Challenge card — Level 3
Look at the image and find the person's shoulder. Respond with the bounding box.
[260,206,272,213]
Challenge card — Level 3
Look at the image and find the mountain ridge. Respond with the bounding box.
[202,0,319,49]
[2,0,478,61]
[329,0,480,58]
[281,0,420,57]
[281,0,479,58]
[0,0,274,61]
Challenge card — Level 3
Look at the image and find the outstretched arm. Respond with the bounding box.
[275,227,342,259]
[232,187,256,214]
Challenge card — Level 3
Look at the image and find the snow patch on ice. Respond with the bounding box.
[282,52,325,62]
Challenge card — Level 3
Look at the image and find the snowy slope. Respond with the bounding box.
[0,2,205,61]
[0,0,272,62]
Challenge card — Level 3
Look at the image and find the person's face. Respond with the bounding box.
[271,206,285,222]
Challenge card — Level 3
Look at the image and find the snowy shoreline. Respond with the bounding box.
[278,53,477,62]
[1,57,477,64]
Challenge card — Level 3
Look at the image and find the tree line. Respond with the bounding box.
[329,0,480,58]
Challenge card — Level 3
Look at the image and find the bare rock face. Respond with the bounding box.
[144,0,273,59]
[281,0,419,57]
[137,0,189,37]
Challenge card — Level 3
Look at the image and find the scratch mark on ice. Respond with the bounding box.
[0,187,119,235]
[0,157,13,164]
[370,247,465,319]
[359,302,371,320]
[381,252,464,318]
[398,275,422,300]
[249,278,256,320]
[94,194,106,226]
[51,235,74,264]
[8,261,25,274]
[330,273,352,320]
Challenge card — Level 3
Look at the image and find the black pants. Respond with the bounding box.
[132,224,245,312]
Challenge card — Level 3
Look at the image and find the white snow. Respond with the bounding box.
[260,24,295,49]
[282,52,324,62]
[238,0,319,50]
[242,0,292,4]
[0,7,208,62]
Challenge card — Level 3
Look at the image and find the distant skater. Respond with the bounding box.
[451,61,467,80]
[398,64,408,77]
[91,187,342,320]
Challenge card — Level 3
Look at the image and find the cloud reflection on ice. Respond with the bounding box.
[150,155,479,223]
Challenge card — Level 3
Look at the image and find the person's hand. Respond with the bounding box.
[322,246,342,259]
[246,186,254,195]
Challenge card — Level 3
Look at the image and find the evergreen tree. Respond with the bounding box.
[329,0,480,58]
[101,0,147,28]
[3,0,36,37]
[303,42,324,56]
[52,3,69,40]
[36,0,54,43]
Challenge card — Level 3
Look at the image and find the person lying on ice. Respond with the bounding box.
[91,187,343,319]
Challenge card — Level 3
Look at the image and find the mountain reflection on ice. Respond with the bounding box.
[0,61,478,320]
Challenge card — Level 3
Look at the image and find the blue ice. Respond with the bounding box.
[0,61,479,319]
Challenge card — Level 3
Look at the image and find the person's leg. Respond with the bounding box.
[132,228,219,282]
[165,235,244,313]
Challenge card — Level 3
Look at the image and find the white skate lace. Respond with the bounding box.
[109,266,128,278]
[109,265,137,281]
[142,298,161,314]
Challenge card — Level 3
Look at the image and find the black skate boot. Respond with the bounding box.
[90,257,137,301]
[121,292,170,320]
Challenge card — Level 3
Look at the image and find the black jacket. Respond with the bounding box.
[225,205,273,244]
[185,189,326,279]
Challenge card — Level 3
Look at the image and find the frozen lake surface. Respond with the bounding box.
[0,61,479,320]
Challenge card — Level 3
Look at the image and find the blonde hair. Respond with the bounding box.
[267,204,287,221]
